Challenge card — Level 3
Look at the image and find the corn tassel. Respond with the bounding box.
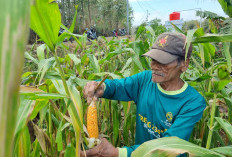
[87,97,99,138]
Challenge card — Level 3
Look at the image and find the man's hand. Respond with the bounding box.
[80,138,118,157]
[83,81,105,104]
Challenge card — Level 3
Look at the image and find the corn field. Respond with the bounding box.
[1,0,232,157]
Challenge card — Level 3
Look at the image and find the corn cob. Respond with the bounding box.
[86,75,108,139]
[87,97,99,138]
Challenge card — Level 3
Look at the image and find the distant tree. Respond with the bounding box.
[135,18,166,36]
[182,20,199,32]
[57,0,133,36]
[217,0,232,17]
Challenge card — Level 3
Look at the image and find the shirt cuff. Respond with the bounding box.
[103,82,106,91]
[118,148,127,157]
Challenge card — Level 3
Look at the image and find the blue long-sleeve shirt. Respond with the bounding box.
[101,70,206,157]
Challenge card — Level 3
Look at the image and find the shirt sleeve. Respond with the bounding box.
[162,98,206,140]
[118,145,140,157]
[101,71,147,103]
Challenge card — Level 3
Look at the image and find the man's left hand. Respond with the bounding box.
[80,138,119,157]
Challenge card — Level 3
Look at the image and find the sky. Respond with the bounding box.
[129,0,228,26]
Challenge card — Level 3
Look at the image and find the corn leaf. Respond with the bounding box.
[37,57,56,84]
[131,137,225,157]
[67,81,83,156]
[30,139,41,157]
[14,127,31,157]
[30,0,61,51]
[112,100,120,146]
[215,117,232,141]
[211,146,232,157]
[0,0,30,156]
[30,100,49,120]
[222,42,232,73]
[88,72,122,80]
[88,54,100,73]
[25,52,39,65]
[69,5,78,33]
[14,97,35,146]
[192,34,232,43]
[186,29,198,60]
[37,44,46,61]
[64,144,76,157]
[56,121,63,151]
[68,54,81,65]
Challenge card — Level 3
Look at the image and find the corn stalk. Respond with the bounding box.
[30,0,84,156]
[0,0,30,157]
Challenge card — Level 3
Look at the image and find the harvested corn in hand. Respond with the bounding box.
[87,96,99,138]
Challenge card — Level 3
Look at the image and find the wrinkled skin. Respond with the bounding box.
[80,138,118,157]
[151,59,189,91]
[83,81,105,104]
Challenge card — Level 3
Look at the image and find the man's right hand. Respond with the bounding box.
[83,81,105,104]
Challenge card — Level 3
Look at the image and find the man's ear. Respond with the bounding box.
[181,59,189,72]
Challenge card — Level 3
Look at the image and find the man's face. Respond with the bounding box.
[150,59,184,83]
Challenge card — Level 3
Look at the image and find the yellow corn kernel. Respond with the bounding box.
[87,99,99,138]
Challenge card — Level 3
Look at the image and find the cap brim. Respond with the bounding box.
[142,49,179,64]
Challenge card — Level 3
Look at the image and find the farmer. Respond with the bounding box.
[82,32,206,157]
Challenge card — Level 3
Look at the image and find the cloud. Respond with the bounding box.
[132,10,204,26]
[132,10,169,26]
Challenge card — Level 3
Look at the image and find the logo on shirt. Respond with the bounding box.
[166,112,173,122]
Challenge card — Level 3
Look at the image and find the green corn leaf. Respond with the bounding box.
[170,22,185,34]
[120,58,133,73]
[61,123,71,132]
[69,5,78,33]
[186,29,198,60]
[14,127,31,157]
[30,93,66,100]
[129,41,144,55]
[37,57,56,84]
[211,146,232,157]
[198,43,205,67]
[25,52,39,65]
[215,117,232,141]
[217,0,232,17]
[132,54,144,72]
[68,54,81,65]
[136,26,146,40]
[0,0,30,156]
[30,0,61,51]
[14,97,34,150]
[87,54,100,73]
[88,72,122,80]
[37,44,46,61]
[99,49,123,64]
[72,77,89,88]
[222,42,232,73]
[192,34,232,43]
[145,26,156,37]
[193,27,205,37]
[112,100,120,146]
[131,137,225,157]
[64,144,76,157]
[213,79,232,92]
[30,100,49,120]
[56,122,63,151]
[67,81,83,156]
[51,79,83,156]
[56,32,72,45]
[30,139,41,157]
